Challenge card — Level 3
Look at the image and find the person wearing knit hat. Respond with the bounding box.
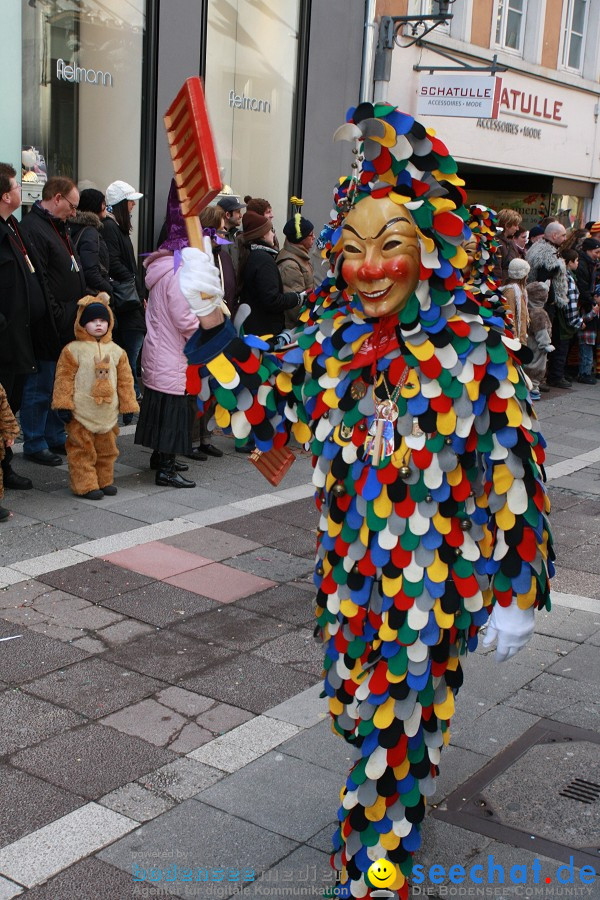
[237,211,303,338]
[590,221,600,236]
[52,294,138,499]
[277,214,315,328]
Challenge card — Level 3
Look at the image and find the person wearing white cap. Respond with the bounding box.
[103,181,146,423]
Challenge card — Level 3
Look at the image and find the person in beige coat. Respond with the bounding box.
[500,257,530,346]
[277,214,315,329]
[52,294,138,499]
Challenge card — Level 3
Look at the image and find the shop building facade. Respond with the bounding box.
[371,0,600,226]
[2,0,363,256]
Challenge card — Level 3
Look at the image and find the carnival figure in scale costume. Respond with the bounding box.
[182,103,554,898]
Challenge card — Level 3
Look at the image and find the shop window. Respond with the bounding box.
[204,0,301,232]
[494,0,527,54]
[21,0,146,222]
[560,0,588,73]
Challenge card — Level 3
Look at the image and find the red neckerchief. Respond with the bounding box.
[348,315,400,372]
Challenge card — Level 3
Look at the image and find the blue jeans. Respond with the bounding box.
[579,342,595,376]
[20,360,66,454]
[119,330,144,400]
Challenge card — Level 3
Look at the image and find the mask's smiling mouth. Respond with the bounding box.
[359,285,392,301]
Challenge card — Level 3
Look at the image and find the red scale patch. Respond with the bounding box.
[433,211,464,237]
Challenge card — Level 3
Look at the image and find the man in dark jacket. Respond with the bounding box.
[0,163,62,483]
[19,175,86,464]
[576,237,600,310]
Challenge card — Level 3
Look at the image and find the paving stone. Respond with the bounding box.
[28,623,86,642]
[534,605,600,642]
[0,607,48,626]
[174,605,288,651]
[525,671,600,707]
[31,594,123,630]
[37,560,154,603]
[431,744,489,803]
[253,628,324,677]
[449,705,540,757]
[236,581,316,626]
[240,843,332,896]
[1,490,86,522]
[265,682,328,729]
[198,750,342,842]
[162,526,261,560]
[165,562,276,603]
[208,514,283,544]
[188,715,300,773]
[465,840,567,891]
[547,642,600,683]
[266,524,318,559]
[0,876,22,899]
[95,619,154,645]
[505,687,571,718]
[0,803,137,889]
[138,758,224,802]
[550,699,600,729]
[0,622,87,685]
[11,724,176,799]
[195,702,253,735]
[99,580,217,627]
[415,817,493,886]
[0,764,84,848]
[24,659,164,719]
[102,541,212,580]
[168,723,214,754]
[181,653,315,714]
[50,507,145,540]
[226,547,314,582]
[154,686,214,717]
[0,523,82,567]
[279,718,354,775]
[263,496,317,530]
[71,637,106,654]
[306,822,337,854]
[460,650,542,702]
[448,695,494,737]
[98,494,199,524]
[0,580,50,609]
[104,630,233,683]
[99,782,175,823]
[98,801,298,899]
[101,698,187,747]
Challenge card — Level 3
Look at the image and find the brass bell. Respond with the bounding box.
[426,494,432,503]
[332,483,347,498]
[444,437,453,445]
[460,519,472,531]
[454,547,462,556]
[399,465,411,479]
[358,424,367,432]
[323,411,329,419]
[316,563,324,576]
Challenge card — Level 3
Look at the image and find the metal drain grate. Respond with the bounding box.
[559,778,600,804]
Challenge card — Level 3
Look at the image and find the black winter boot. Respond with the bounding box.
[155,454,196,488]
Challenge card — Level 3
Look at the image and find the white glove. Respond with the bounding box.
[482,602,535,662]
[546,344,555,353]
[178,241,224,317]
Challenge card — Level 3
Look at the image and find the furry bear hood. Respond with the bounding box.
[74,293,115,343]
[527,280,550,308]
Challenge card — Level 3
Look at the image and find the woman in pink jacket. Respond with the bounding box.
[134,184,199,488]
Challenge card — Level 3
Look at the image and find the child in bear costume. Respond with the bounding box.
[52,294,139,499]
[524,281,554,399]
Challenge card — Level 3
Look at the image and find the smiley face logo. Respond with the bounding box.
[367,857,397,889]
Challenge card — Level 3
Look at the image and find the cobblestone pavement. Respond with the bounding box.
[0,382,599,899]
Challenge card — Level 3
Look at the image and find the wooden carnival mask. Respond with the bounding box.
[341,194,420,318]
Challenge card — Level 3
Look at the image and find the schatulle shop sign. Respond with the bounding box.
[417,74,502,119]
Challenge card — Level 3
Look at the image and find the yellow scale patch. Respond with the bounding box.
[433,687,455,720]
[433,599,454,629]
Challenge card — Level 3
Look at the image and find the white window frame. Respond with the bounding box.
[418,0,450,33]
[560,0,589,74]
[493,0,527,55]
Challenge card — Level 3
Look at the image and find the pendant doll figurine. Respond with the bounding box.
[183,103,554,898]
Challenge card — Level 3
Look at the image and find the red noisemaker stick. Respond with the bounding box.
[163,76,222,247]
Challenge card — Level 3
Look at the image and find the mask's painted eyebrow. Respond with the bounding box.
[342,224,366,240]
[373,217,411,239]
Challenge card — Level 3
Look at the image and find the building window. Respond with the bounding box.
[561,0,588,72]
[204,0,301,230]
[494,0,527,53]
[21,0,146,219]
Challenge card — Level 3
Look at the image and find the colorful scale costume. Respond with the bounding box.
[185,103,554,899]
